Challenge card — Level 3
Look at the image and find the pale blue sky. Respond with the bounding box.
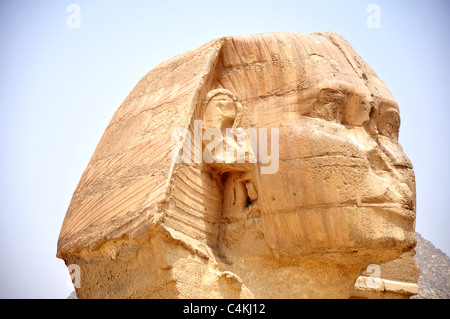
[0,0,448,298]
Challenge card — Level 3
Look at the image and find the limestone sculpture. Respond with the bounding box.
[57,31,419,298]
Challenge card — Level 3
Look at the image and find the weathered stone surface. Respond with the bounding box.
[57,31,418,298]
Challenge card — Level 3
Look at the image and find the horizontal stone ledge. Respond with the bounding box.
[354,276,419,295]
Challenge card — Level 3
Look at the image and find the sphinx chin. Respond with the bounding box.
[228,205,415,266]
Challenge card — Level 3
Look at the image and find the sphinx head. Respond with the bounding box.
[57,32,416,299]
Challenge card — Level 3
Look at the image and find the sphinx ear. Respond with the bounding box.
[202,89,242,132]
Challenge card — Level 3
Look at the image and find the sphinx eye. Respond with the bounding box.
[309,89,347,122]
[377,109,400,140]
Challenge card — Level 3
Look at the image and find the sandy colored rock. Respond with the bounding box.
[57,31,418,298]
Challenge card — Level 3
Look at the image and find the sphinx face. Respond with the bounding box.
[256,76,416,261]
[210,32,417,264]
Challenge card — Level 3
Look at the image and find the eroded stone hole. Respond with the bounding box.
[245,196,252,207]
